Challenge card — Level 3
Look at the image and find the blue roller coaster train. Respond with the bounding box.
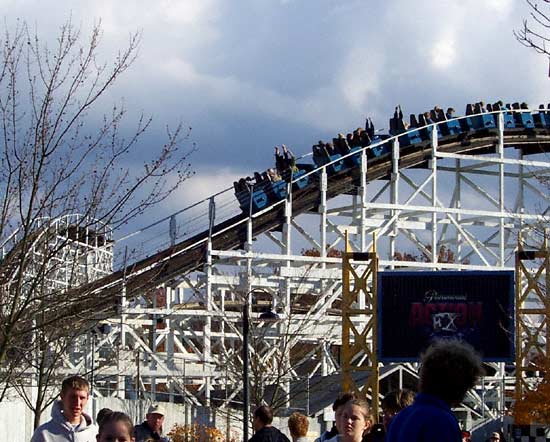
[233,101,542,215]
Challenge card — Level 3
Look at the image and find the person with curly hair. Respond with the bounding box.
[386,340,484,442]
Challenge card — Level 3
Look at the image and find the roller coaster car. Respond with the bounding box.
[369,138,392,158]
[498,109,535,130]
[398,129,423,146]
[445,119,462,136]
[462,104,496,131]
[503,112,515,129]
[390,113,423,145]
[534,107,550,129]
[332,136,378,167]
[236,168,311,213]
[416,114,439,141]
[234,179,269,213]
[345,146,364,167]
[312,148,345,174]
[514,111,535,129]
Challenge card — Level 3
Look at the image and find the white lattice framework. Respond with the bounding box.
[0,214,113,289]
[23,111,550,427]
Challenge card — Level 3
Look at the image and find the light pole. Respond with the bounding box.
[242,291,280,442]
[90,332,96,396]
[242,300,250,442]
[90,323,111,397]
[183,357,189,432]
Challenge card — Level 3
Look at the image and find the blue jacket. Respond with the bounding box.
[386,393,460,442]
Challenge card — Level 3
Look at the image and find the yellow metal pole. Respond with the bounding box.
[514,229,550,419]
[341,230,379,420]
[514,235,522,405]
[371,232,379,420]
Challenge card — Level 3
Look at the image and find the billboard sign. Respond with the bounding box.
[378,270,514,362]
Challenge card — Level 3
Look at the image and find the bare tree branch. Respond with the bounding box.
[515,1,550,57]
[0,18,195,426]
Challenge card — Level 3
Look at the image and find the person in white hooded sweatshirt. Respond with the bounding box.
[32,375,97,442]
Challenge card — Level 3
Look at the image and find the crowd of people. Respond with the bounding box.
[261,340,487,442]
[32,340,491,442]
[30,375,169,442]
[30,336,498,442]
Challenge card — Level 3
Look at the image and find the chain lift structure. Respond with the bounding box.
[341,233,379,418]
[515,232,550,407]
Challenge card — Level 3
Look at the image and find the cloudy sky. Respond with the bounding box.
[4,0,548,224]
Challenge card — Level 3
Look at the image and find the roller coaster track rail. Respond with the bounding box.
[70,109,550,310]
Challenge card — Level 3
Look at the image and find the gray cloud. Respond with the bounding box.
[2,0,547,220]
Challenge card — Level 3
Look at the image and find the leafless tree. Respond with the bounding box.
[0,18,195,418]
[11,324,81,429]
[211,284,339,421]
[515,0,550,57]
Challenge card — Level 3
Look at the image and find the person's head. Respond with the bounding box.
[461,430,471,442]
[253,405,273,431]
[340,399,373,442]
[447,107,455,116]
[489,432,500,442]
[332,392,356,434]
[146,404,165,433]
[381,389,414,429]
[97,408,113,427]
[419,340,484,407]
[288,412,308,441]
[97,411,135,442]
[60,375,90,424]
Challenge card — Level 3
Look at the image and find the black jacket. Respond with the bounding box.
[134,421,167,442]
[249,426,291,442]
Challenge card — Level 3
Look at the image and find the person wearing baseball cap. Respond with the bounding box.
[134,404,168,441]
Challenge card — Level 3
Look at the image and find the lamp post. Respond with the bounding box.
[242,291,280,442]
[90,332,96,396]
[90,323,112,397]
[183,357,188,431]
[242,300,250,442]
